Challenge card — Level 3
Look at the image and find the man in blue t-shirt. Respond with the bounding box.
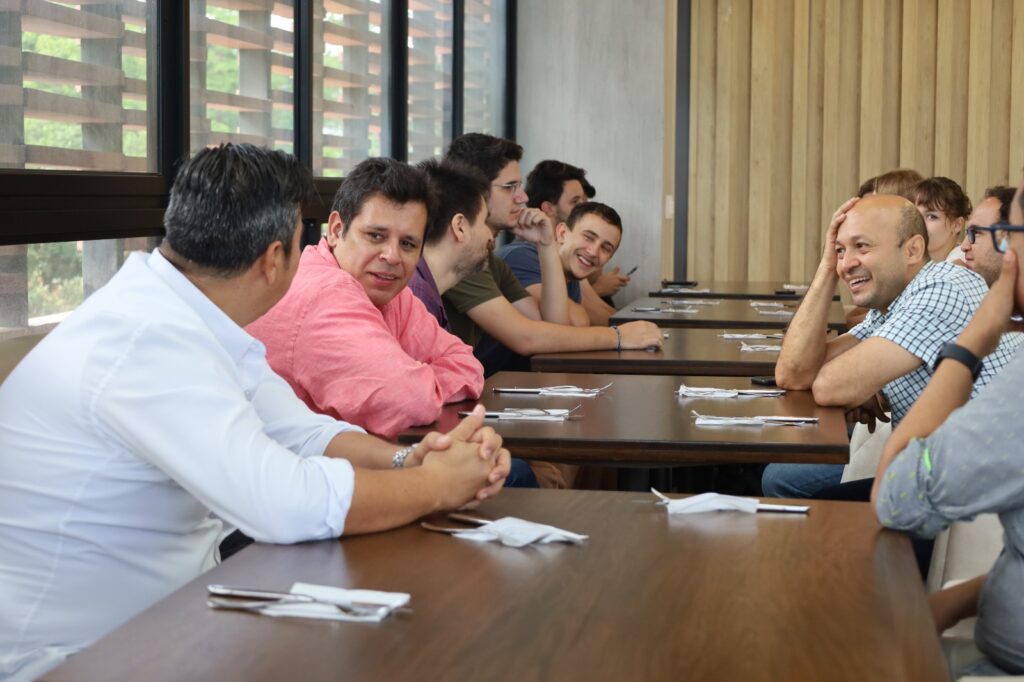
[497,201,624,327]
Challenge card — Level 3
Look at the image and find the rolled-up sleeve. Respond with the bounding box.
[877,348,1024,536]
[89,324,360,543]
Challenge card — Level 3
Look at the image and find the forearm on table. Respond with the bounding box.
[323,431,398,469]
[344,466,443,534]
[776,264,839,388]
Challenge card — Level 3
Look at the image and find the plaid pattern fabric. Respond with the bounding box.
[849,261,1023,424]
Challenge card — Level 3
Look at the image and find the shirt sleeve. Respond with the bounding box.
[870,279,976,365]
[848,309,880,341]
[290,283,481,439]
[491,254,531,304]
[876,348,1024,537]
[89,323,358,544]
[497,243,542,288]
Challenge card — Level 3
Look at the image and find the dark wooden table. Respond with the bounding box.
[400,372,849,466]
[651,280,840,301]
[612,296,848,332]
[532,327,782,376]
[45,489,947,682]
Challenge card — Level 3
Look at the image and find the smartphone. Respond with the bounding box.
[774,289,799,296]
[626,266,638,276]
[750,375,778,387]
[662,279,698,287]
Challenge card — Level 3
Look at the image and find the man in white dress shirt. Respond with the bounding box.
[0,144,510,681]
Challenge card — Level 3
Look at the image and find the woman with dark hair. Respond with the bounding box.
[913,176,973,263]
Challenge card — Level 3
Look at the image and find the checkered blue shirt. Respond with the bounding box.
[849,261,1023,424]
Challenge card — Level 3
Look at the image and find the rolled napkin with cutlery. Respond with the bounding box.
[739,342,782,352]
[651,489,809,514]
[492,383,611,398]
[206,582,410,622]
[719,332,785,339]
[756,309,794,317]
[451,516,588,548]
[690,409,817,426]
[668,299,721,306]
[749,301,785,308]
[460,406,580,421]
[678,385,784,398]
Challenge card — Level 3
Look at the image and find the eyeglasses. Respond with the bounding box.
[966,223,1024,253]
[492,180,523,193]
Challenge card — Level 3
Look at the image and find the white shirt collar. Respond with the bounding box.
[145,248,264,364]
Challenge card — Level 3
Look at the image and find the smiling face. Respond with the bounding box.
[836,199,923,311]
[486,161,528,234]
[556,213,621,280]
[326,194,428,307]
[961,196,1004,286]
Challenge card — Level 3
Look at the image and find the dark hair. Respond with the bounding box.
[896,203,928,250]
[444,132,523,182]
[565,201,623,232]
[525,160,597,209]
[163,143,315,276]
[871,169,923,200]
[857,178,875,198]
[418,158,490,245]
[913,176,972,219]
[983,185,1017,222]
[330,157,434,235]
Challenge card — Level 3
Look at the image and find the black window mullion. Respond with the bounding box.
[503,0,516,140]
[157,0,188,183]
[451,0,464,141]
[385,0,408,161]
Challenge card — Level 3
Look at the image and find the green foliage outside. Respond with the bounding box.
[27,242,84,318]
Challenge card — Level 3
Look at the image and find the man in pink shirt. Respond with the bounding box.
[248,158,484,440]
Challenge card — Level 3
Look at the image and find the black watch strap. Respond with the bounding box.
[934,342,983,380]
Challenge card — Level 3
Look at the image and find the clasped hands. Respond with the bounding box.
[404,405,511,503]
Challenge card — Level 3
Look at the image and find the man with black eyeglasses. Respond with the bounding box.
[961,185,1018,286]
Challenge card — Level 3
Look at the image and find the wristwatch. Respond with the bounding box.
[391,444,417,469]
[933,342,983,380]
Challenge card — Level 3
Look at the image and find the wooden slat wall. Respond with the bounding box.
[687,0,1024,283]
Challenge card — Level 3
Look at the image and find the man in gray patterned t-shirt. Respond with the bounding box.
[764,195,1022,498]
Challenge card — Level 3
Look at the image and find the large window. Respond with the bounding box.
[406,0,452,163]
[0,0,512,335]
[190,0,295,153]
[1,0,157,172]
[313,0,385,177]
[462,0,505,135]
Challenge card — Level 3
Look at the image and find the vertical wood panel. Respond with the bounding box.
[687,0,1024,284]
[1012,0,1024,177]
[899,0,936,172]
[747,0,793,281]
[821,0,861,223]
[934,0,970,181]
[688,0,717,281]
[858,0,901,179]
[712,0,750,280]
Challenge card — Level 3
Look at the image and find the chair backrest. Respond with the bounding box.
[0,334,46,386]
[927,514,1004,593]
[842,419,892,483]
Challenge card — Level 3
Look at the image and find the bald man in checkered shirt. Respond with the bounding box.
[763,194,1022,499]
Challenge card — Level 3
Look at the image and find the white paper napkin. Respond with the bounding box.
[453,516,588,547]
[493,383,611,398]
[668,299,721,306]
[757,309,794,317]
[658,287,711,294]
[651,489,809,514]
[782,283,809,292]
[690,410,817,426]
[719,332,785,340]
[474,407,579,421]
[678,385,784,398]
[740,342,782,352]
[255,582,411,622]
[749,301,785,308]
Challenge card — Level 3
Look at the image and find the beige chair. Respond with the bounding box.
[841,419,891,483]
[0,333,46,385]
